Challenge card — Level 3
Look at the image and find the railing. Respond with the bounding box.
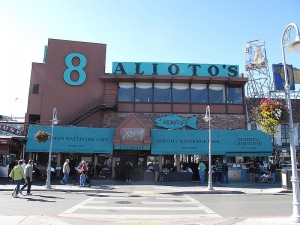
[60,94,117,125]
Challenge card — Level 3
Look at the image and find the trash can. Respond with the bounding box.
[282,169,300,190]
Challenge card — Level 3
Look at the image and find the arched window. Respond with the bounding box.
[135,83,153,102]
[209,84,225,103]
[154,83,171,102]
[118,82,134,102]
[172,83,189,103]
[191,84,208,103]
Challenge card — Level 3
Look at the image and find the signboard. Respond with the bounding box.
[0,123,24,136]
[151,129,272,155]
[114,145,150,150]
[272,64,295,90]
[155,115,197,129]
[112,62,239,77]
[26,125,114,153]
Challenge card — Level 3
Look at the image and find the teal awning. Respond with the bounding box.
[151,129,272,155]
[26,125,114,153]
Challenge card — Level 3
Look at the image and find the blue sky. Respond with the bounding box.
[1,0,300,118]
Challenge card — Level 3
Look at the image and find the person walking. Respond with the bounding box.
[9,160,25,198]
[20,160,34,195]
[222,162,229,183]
[198,161,206,184]
[79,161,88,187]
[249,162,256,183]
[269,162,277,183]
[154,161,160,182]
[217,161,223,183]
[60,159,70,185]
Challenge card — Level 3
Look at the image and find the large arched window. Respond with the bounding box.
[191,84,208,103]
[135,83,153,102]
[172,83,189,103]
[209,84,225,103]
[118,82,134,102]
[154,83,171,102]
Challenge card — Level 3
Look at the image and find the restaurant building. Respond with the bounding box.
[24,39,273,182]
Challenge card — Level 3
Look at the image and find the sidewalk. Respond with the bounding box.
[0,179,295,225]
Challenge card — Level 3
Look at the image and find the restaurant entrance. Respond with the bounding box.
[114,150,150,181]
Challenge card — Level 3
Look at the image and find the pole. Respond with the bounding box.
[282,23,300,222]
[45,107,58,189]
[205,105,213,190]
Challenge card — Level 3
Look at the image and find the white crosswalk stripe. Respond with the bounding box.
[59,193,222,223]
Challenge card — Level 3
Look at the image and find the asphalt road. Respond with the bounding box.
[0,183,294,225]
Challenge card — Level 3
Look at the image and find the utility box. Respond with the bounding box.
[282,169,300,190]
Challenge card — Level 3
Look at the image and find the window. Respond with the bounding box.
[135,83,153,102]
[32,84,39,94]
[154,83,171,102]
[209,84,225,103]
[191,84,208,103]
[250,123,257,130]
[281,124,289,146]
[172,83,189,103]
[227,84,243,104]
[118,82,134,102]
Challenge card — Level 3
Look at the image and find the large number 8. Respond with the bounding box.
[64,53,87,86]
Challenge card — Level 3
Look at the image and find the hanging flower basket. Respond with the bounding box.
[253,98,288,136]
[34,130,50,143]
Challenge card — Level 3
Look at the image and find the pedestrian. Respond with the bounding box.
[198,161,206,184]
[217,161,223,183]
[9,160,26,198]
[79,161,88,187]
[125,161,133,182]
[269,162,277,183]
[20,160,34,195]
[76,161,82,185]
[21,159,26,171]
[249,162,256,183]
[222,162,229,183]
[60,159,70,185]
[154,161,160,182]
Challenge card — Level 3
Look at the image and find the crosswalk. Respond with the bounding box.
[58,192,222,224]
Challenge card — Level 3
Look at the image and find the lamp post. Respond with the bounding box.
[45,107,58,189]
[281,22,300,222]
[203,105,213,190]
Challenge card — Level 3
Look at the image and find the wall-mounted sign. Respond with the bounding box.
[0,123,24,136]
[155,115,197,129]
[120,128,145,141]
[272,64,295,90]
[114,145,150,150]
[26,125,114,153]
[151,129,272,155]
[112,62,239,77]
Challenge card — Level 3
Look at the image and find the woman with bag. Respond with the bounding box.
[9,160,26,198]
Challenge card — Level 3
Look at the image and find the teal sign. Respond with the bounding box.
[114,145,150,150]
[155,115,197,129]
[151,129,272,155]
[112,62,239,77]
[26,125,114,153]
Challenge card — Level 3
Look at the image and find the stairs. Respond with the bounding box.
[60,94,117,125]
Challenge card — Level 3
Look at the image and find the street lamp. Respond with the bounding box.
[281,22,300,222]
[45,107,58,189]
[203,105,213,190]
